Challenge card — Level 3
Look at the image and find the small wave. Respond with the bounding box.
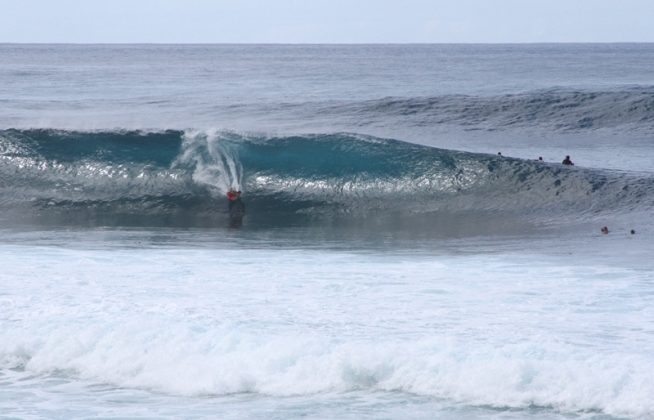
[325,87,654,132]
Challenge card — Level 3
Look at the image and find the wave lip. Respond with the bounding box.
[1,128,653,228]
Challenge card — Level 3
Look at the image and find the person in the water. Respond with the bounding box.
[562,155,574,165]
[226,188,245,228]
[227,188,241,202]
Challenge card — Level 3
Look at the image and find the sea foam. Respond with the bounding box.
[1,243,652,418]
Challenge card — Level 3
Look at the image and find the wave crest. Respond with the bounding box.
[1,129,653,227]
[331,87,654,132]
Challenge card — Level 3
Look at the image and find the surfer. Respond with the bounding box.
[562,155,574,166]
[227,188,245,228]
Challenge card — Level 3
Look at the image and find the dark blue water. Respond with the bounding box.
[1,44,654,229]
[2,44,654,137]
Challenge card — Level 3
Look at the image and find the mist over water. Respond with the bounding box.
[1,44,654,419]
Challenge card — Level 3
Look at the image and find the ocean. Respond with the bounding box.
[1,44,653,419]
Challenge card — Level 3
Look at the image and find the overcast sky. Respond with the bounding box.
[1,0,653,43]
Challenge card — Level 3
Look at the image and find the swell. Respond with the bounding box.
[314,87,654,132]
[1,129,653,227]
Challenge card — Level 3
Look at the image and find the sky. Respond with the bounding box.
[0,0,653,43]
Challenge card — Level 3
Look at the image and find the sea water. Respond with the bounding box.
[1,44,654,419]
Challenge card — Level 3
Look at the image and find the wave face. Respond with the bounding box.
[322,87,654,133]
[1,129,653,227]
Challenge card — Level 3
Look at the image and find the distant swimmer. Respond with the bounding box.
[601,226,609,234]
[497,152,502,156]
[631,229,636,235]
[227,188,245,228]
[537,156,543,161]
[562,155,574,166]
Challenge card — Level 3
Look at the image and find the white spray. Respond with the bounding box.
[174,130,243,195]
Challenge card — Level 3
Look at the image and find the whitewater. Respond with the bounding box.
[1,44,654,419]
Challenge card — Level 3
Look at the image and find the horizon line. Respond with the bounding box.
[2,41,654,46]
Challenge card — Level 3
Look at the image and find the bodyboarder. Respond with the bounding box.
[227,188,245,228]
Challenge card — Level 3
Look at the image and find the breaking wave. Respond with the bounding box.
[1,128,653,227]
[2,322,652,418]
